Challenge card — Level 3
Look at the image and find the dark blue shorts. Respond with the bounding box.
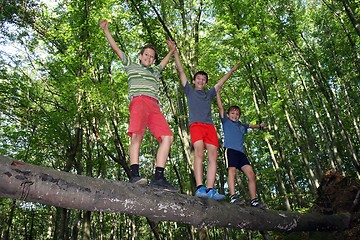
[225,148,250,170]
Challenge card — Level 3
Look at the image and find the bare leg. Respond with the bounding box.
[150,135,178,192]
[228,167,237,196]
[156,135,173,168]
[241,165,257,199]
[205,143,218,189]
[129,133,143,165]
[193,140,205,187]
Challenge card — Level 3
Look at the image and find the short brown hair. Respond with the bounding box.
[227,106,241,115]
[193,71,208,83]
[140,44,158,61]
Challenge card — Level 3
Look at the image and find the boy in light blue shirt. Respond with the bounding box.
[216,91,265,207]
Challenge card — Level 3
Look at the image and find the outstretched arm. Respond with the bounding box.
[174,49,188,87]
[159,40,176,69]
[249,122,266,130]
[214,62,240,91]
[216,89,225,118]
[99,19,123,61]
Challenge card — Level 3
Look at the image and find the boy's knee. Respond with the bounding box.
[208,152,218,161]
[194,149,205,159]
[161,135,173,144]
[131,133,143,143]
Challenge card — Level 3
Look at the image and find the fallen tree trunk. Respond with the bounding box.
[0,155,351,232]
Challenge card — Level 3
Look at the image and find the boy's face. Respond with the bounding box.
[139,48,156,67]
[227,109,240,122]
[192,74,208,90]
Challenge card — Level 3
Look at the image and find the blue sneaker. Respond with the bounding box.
[195,186,208,198]
[207,188,225,201]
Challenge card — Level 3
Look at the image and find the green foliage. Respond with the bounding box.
[0,0,359,239]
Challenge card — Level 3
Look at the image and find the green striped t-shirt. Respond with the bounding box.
[121,51,162,101]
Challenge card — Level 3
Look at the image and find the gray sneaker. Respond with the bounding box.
[129,176,148,186]
[149,177,179,192]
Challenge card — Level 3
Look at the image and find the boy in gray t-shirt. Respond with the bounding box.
[174,48,239,200]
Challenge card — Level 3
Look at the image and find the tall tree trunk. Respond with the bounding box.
[296,68,337,176]
[29,209,35,240]
[3,200,16,240]
[283,89,318,195]
[147,218,161,240]
[71,211,81,240]
[81,211,91,240]
[54,207,68,240]
[265,137,292,211]
[299,33,360,174]
[340,0,360,37]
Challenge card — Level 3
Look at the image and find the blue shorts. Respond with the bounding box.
[225,148,250,170]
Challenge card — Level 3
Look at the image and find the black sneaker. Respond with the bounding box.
[250,198,265,208]
[149,177,179,192]
[129,176,148,186]
[230,195,246,205]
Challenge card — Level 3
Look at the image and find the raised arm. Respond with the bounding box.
[159,40,176,69]
[216,89,225,118]
[174,49,188,87]
[99,19,123,61]
[214,62,240,91]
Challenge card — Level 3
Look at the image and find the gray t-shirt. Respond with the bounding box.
[184,81,216,124]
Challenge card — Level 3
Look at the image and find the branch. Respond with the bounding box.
[0,155,350,232]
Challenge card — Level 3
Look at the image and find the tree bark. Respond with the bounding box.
[3,199,16,240]
[0,155,351,232]
[341,0,360,37]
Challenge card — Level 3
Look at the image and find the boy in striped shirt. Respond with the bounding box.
[100,19,178,192]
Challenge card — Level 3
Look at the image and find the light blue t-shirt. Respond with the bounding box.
[220,114,249,153]
[184,81,216,125]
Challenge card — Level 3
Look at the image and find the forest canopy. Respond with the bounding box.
[0,0,359,239]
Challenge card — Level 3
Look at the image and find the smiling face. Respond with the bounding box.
[227,106,241,122]
[192,72,208,90]
[139,47,156,67]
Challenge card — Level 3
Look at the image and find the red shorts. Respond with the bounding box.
[189,122,218,147]
[128,96,172,142]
